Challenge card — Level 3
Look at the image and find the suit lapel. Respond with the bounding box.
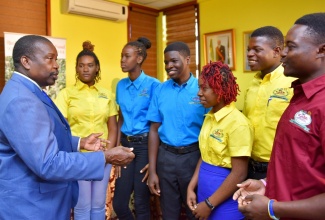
[11,74,71,133]
[10,73,74,153]
[38,90,70,129]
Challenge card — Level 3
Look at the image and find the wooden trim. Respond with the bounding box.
[197,3,201,73]
[165,4,199,77]
[46,0,51,36]
[129,3,159,16]
[0,0,48,91]
[127,5,158,78]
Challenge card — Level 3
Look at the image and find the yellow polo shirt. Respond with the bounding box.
[54,80,118,144]
[242,65,295,162]
[199,102,253,168]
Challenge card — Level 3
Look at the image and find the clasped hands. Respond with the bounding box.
[80,133,135,166]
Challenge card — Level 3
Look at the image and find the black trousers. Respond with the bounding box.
[113,135,151,220]
[156,144,200,220]
[246,159,268,180]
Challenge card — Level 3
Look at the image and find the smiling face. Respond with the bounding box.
[76,55,99,86]
[281,24,325,83]
[247,36,281,75]
[23,41,59,88]
[164,51,190,85]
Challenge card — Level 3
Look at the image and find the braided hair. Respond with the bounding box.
[200,61,239,105]
[125,37,151,65]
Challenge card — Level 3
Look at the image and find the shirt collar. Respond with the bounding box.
[254,65,284,83]
[14,71,42,91]
[172,73,195,89]
[75,79,99,91]
[292,74,325,99]
[126,71,145,89]
[206,102,236,122]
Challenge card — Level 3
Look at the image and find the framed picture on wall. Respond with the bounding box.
[203,29,236,70]
[243,31,253,72]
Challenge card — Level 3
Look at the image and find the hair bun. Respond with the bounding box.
[82,41,95,52]
[137,37,151,49]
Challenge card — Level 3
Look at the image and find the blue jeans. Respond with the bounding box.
[74,164,112,220]
[113,136,151,220]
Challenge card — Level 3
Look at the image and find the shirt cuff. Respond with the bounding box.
[103,152,106,164]
[78,138,81,151]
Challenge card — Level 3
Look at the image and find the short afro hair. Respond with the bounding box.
[13,35,52,69]
[294,12,325,45]
[251,26,284,49]
[164,41,190,57]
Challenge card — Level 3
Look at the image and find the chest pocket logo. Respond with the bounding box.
[98,92,108,99]
[210,129,224,142]
[270,88,290,101]
[189,96,200,104]
[139,88,149,97]
[290,110,312,132]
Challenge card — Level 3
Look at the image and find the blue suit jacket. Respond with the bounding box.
[0,73,105,219]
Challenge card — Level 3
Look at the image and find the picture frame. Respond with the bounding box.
[243,31,253,72]
[203,29,236,70]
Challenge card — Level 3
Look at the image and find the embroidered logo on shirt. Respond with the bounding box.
[98,92,108,99]
[289,110,312,132]
[139,88,149,97]
[189,96,201,104]
[270,88,290,101]
[210,129,224,142]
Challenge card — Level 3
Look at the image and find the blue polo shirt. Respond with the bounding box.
[116,71,160,136]
[146,73,208,147]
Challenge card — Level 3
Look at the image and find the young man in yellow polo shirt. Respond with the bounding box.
[243,26,295,179]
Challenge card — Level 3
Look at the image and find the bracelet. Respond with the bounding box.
[260,179,267,186]
[204,198,215,210]
[268,199,280,220]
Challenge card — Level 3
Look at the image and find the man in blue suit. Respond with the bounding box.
[0,35,134,219]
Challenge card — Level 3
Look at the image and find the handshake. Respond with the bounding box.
[80,133,135,166]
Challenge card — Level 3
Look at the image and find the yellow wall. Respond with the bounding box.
[51,0,325,109]
[198,0,325,110]
[51,0,129,94]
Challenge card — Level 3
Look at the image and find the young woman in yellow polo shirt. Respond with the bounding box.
[55,41,118,220]
[187,61,253,219]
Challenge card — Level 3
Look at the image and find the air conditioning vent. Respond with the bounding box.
[64,0,128,22]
